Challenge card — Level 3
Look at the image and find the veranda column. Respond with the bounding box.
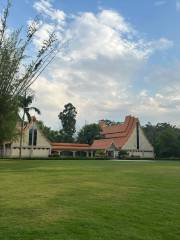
[3,143,5,157]
[73,151,76,158]
[10,143,13,156]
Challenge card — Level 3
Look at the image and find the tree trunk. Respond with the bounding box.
[30,121,34,158]
[19,111,25,159]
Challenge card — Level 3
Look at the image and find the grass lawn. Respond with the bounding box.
[0,160,180,240]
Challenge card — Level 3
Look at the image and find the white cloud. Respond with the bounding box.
[131,63,180,125]
[31,2,175,128]
[63,11,151,61]
[150,38,174,50]
[33,0,66,25]
[33,22,55,48]
[98,10,132,33]
[154,1,167,6]
[176,0,180,11]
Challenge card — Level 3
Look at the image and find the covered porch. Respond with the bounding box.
[0,143,12,157]
[90,139,119,159]
[51,143,94,158]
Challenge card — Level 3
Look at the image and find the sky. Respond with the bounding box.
[1,0,180,129]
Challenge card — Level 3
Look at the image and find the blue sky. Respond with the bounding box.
[7,0,180,41]
[6,1,180,41]
[1,0,180,128]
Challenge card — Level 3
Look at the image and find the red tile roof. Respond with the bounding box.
[90,139,117,150]
[92,116,138,150]
[51,143,90,151]
[51,116,138,151]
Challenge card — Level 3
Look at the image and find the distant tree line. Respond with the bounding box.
[143,123,180,158]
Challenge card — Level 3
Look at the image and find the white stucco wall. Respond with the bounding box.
[10,148,50,158]
[122,125,154,158]
[11,122,51,158]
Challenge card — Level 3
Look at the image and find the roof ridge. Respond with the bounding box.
[102,115,136,135]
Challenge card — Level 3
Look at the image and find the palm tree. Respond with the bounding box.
[19,94,40,159]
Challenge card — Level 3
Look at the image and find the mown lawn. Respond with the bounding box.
[0,160,180,240]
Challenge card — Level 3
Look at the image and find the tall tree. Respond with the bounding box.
[77,123,101,144]
[58,103,77,142]
[18,94,40,159]
[0,1,57,144]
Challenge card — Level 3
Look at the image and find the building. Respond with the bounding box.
[52,116,154,159]
[0,117,51,158]
[1,115,154,159]
[90,115,154,158]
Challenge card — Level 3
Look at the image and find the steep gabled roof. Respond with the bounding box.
[90,138,118,150]
[100,116,138,149]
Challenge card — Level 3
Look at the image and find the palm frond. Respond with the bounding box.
[18,94,35,108]
[29,107,41,115]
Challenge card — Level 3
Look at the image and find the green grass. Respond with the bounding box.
[0,160,180,240]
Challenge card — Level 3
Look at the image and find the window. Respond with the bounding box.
[29,129,37,146]
[136,122,139,150]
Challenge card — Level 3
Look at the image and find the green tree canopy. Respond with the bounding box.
[101,119,121,126]
[58,103,77,143]
[0,96,18,143]
[143,122,180,158]
[77,123,101,144]
[156,128,180,157]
